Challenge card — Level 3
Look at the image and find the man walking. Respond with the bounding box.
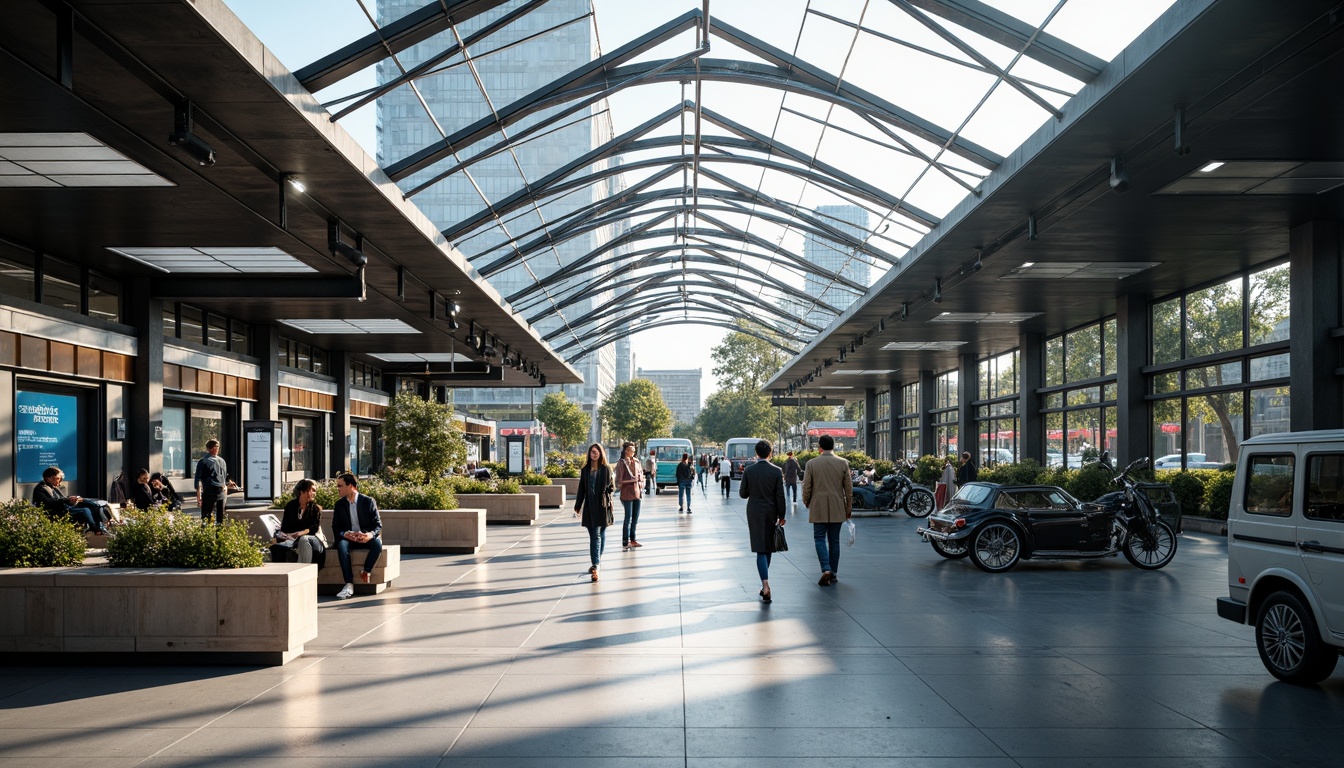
[675,452,696,513]
[643,449,657,496]
[783,451,801,508]
[332,473,383,599]
[194,438,228,525]
[801,434,851,586]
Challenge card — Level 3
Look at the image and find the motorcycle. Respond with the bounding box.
[1090,452,1180,570]
[851,462,936,518]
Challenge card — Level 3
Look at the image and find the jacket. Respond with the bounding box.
[957,460,978,485]
[31,482,73,518]
[273,497,327,568]
[783,457,801,484]
[739,458,786,553]
[333,492,382,539]
[643,456,657,474]
[802,451,852,523]
[575,463,614,527]
[194,454,227,494]
[615,457,643,502]
[675,460,695,483]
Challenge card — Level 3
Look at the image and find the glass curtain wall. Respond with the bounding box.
[932,371,958,457]
[872,389,891,460]
[1041,319,1118,468]
[899,382,920,459]
[977,350,1019,466]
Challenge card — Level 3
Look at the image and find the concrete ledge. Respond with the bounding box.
[229,508,486,554]
[523,484,565,508]
[1181,515,1227,535]
[316,544,401,595]
[553,477,580,496]
[456,493,539,525]
[0,563,317,665]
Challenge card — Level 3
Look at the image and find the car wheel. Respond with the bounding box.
[1255,590,1339,684]
[903,488,935,518]
[930,536,970,559]
[1122,520,1177,570]
[970,522,1022,573]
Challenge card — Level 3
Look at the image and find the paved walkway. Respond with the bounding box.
[3,482,1343,767]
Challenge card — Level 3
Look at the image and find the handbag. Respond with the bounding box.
[772,522,788,552]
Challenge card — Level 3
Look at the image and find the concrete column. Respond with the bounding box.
[125,278,163,474]
[864,386,877,456]
[331,350,351,479]
[887,375,900,461]
[958,353,977,462]
[1115,293,1150,465]
[1018,331,1044,464]
[1289,220,1342,431]
[255,324,280,421]
[918,369,935,456]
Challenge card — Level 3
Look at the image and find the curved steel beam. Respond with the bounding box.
[556,295,804,354]
[557,313,799,358]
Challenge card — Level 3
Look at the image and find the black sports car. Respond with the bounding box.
[916,481,1175,573]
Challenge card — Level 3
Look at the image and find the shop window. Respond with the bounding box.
[41,257,82,315]
[206,313,228,350]
[180,305,204,346]
[1249,264,1290,345]
[230,320,251,356]
[87,272,120,323]
[162,406,187,475]
[163,305,178,341]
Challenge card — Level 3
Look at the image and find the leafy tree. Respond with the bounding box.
[672,422,704,445]
[537,391,590,451]
[711,322,788,393]
[600,379,673,445]
[696,389,775,444]
[383,394,467,481]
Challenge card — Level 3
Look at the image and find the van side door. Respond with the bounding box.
[1300,451,1344,639]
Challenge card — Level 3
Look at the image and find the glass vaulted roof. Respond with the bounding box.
[297,0,1176,362]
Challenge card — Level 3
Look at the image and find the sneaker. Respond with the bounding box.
[678,507,683,512]
[629,540,642,548]
[336,583,354,599]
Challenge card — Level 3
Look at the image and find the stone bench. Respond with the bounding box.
[227,508,486,555]
[0,563,317,666]
[314,544,400,595]
[456,493,539,525]
[522,484,565,508]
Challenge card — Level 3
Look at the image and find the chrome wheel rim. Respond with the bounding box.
[935,538,968,556]
[1262,603,1306,673]
[1127,523,1173,565]
[975,524,1019,569]
[906,490,933,517]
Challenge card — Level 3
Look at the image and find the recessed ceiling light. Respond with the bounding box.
[1001,261,1159,280]
[927,312,1040,323]
[832,369,896,375]
[107,246,316,274]
[280,319,419,335]
[369,352,473,363]
[880,341,967,351]
[0,133,172,187]
[1199,161,1225,173]
[813,386,854,389]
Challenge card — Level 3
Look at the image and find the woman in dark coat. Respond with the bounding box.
[271,477,327,568]
[739,439,787,602]
[129,468,156,510]
[574,442,614,582]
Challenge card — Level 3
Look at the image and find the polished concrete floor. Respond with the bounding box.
[3,481,1343,767]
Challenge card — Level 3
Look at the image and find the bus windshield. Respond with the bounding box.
[726,441,756,459]
[653,445,689,462]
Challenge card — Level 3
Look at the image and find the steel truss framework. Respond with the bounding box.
[306,0,1102,361]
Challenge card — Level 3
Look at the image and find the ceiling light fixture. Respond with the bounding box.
[168,101,216,167]
[901,302,909,320]
[466,321,480,349]
[1109,156,1130,193]
[933,278,943,303]
[1198,161,1225,173]
[328,222,367,268]
[283,174,305,193]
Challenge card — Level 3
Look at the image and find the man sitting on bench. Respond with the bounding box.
[332,473,382,600]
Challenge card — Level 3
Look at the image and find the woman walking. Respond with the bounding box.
[574,443,614,582]
[739,439,787,602]
[615,441,644,548]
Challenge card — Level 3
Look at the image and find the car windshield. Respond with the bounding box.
[953,484,994,506]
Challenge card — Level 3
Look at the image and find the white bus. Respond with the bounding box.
[724,437,764,480]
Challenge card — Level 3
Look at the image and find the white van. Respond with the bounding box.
[723,437,762,480]
[1217,429,1344,683]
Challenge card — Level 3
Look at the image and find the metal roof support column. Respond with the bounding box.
[1289,220,1343,431]
[864,387,878,456]
[124,278,164,479]
[330,350,352,479]
[1017,331,1044,465]
[918,369,936,458]
[958,352,978,466]
[1114,294,1150,467]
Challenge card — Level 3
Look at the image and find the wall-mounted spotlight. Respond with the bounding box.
[963,250,982,275]
[1109,156,1130,193]
[466,321,480,349]
[446,300,460,330]
[838,348,846,363]
[328,222,367,268]
[901,302,909,320]
[878,318,885,333]
[169,101,216,167]
[283,174,306,194]
[933,278,943,303]
[482,335,497,358]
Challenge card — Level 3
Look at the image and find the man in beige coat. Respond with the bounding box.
[801,434,852,586]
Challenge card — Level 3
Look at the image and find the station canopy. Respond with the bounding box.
[298,0,1172,367]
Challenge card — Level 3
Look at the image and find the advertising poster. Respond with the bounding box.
[16,390,79,484]
[247,426,273,500]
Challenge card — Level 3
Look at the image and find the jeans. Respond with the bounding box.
[785,482,798,503]
[756,552,772,581]
[621,498,641,544]
[721,476,731,497]
[645,473,653,495]
[336,536,383,584]
[200,493,226,525]
[813,522,842,575]
[73,500,111,531]
[66,505,100,532]
[587,525,606,566]
[697,468,706,489]
[678,482,693,509]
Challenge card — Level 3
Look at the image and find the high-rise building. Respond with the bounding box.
[636,368,702,427]
[803,204,871,333]
[376,0,617,440]
[615,334,633,386]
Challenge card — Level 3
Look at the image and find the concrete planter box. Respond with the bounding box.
[0,563,317,665]
[456,493,540,525]
[553,477,581,496]
[522,484,565,508]
[317,545,401,595]
[229,508,487,555]
[1181,515,1227,535]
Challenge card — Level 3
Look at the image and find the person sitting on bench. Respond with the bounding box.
[32,465,111,534]
[332,473,382,600]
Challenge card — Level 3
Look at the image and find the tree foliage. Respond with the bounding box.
[383,395,468,481]
[600,379,673,445]
[696,389,775,444]
[711,322,788,393]
[537,391,590,451]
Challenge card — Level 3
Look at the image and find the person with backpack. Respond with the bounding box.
[675,453,696,513]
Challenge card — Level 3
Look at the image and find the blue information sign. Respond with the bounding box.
[16,391,80,484]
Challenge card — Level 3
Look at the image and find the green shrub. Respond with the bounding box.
[0,499,87,567]
[872,459,895,478]
[271,477,456,511]
[479,460,507,476]
[496,477,521,494]
[912,454,956,486]
[1203,471,1236,520]
[106,507,263,568]
[445,475,522,494]
[836,450,874,470]
[518,471,551,486]
[1066,462,1114,502]
[544,463,580,478]
[1160,470,1207,517]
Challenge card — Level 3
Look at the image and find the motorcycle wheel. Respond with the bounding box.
[1123,520,1177,570]
[903,487,935,518]
[930,537,970,559]
[969,522,1022,573]
[1255,590,1339,684]
[851,492,866,510]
